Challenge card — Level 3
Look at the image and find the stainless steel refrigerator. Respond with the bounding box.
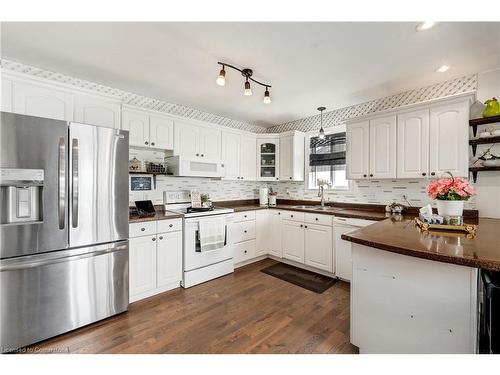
[0,112,129,352]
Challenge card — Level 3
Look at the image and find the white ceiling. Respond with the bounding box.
[1,22,499,127]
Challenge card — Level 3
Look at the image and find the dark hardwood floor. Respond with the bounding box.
[29,259,358,354]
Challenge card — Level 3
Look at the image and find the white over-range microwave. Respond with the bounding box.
[165,155,224,178]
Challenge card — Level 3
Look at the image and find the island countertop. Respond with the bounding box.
[342,217,500,271]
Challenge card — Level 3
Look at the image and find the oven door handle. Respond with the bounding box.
[224,225,227,246]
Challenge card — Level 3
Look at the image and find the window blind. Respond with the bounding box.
[309,132,346,166]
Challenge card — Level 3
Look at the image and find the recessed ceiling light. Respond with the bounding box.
[436,65,450,73]
[416,21,436,31]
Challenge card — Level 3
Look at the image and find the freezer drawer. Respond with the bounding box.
[0,241,129,352]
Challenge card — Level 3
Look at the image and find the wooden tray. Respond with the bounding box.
[414,217,477,235]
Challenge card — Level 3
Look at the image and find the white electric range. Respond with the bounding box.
[164,191,235,288]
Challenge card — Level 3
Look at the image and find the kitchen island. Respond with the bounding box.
[342,217,500,354]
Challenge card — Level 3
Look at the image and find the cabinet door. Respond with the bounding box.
[346,121,369,179]
[240,136,257,180]
[156,231,182,287]
[221,131,241,180]
[13,81,73,121]
[199,127,221,161]
[429,101,469,178]
[74,94,121,129]
[305,223,333,272]
[279,135,293,180]
[334,224,354,281]
[369,116,397,179]
[282,220,304,263]
[1,77,13,112]
[175,121,200,158]
[122,110,150,147]
[129,235,157,296]
[233,240,256,264]
[258,139,280,181]
[150,115,174,149]
[255,210,270,256]
[397,109,429,178]
[268,211,283,258]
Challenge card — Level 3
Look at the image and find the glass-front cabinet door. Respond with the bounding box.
[257,139,279,181]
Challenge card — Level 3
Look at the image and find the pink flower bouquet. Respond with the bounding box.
[426,174,476,201]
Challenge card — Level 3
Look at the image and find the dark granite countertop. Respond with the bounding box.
[342,216,500,272]
[129,210,183,223]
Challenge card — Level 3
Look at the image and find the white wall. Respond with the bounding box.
[474,68,500,218]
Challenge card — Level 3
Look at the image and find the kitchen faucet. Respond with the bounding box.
[318,184,325,207]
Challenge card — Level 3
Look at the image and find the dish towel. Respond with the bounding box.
[199,216,226,252]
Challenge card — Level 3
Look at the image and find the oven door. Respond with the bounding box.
[183,215,234,271]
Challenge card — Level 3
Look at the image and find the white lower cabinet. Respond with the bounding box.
[334,224,354,281]
[129,219,182,302]
[156,231,183,287]
[304,223,333,272]
[282,220,305,263]
[233,240,256,264]
[129,235,157,296]
[256,209,282,257]
[229,211,258,266]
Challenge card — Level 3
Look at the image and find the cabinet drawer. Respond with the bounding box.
[233,210,256,223]
[229,221,256,244]
[129,221,157,238]
[233,240,256,264]
[304,213,333,226]
[157,218,183,233]
[281,210,304,222]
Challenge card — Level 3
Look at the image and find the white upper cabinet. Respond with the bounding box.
[369,115,397,179]
[221,131,256,180]
[150,115,174,150]
[346,120,370,179]
[1,78,13,112]
[429,100,469,178]
[175,121,221,161]
[122,108,174,150]
[122,109,150,147]
[397,109,430,178]
[74,94,121,129]
[279,132,305,181]
[175,120,199,158]
[221,131,241,180]
[240,136,257,180]
[257,138,280,181]
[199,127,221,161]
[13,81,73,121]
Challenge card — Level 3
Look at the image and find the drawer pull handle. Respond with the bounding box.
[244,215,247,218]
[152,237,156,241]
[300,224,303,227]
[304,225,308,228]
[141,228,145,231]
[291,215,294,218]
[159,236,163,240]
[244,230,247,233]
[244,250,247,253]
[315,218,318,221]
[169,224,173,227]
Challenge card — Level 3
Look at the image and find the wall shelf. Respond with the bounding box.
[469,115,500,137]
[469,136,500,156]
[469,166,500,183]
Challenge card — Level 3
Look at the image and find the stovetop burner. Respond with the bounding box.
[186,206,214,213]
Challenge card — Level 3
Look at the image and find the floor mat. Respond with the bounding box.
[260,262,337,293]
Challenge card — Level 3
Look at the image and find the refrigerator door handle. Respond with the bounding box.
[71,138,79,228]
[58,137,66,229]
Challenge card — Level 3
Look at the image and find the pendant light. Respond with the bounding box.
[317,106,326,139]
[216,65,226,86]
[263,87,271,104]
[244,78,252,96]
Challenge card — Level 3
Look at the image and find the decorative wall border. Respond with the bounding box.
[267,74,478,133]
[0,58,269,133]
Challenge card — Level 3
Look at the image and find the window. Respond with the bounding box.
[308,130,348,190]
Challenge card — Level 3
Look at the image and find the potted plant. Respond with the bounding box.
[425,172,476,217]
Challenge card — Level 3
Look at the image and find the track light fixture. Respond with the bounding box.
[317,107,326,140]
[216,62,272,104]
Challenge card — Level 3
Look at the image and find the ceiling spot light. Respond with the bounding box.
[263,87,271,104]
[215,62,272,103]
[216,65,226,86]
[436,65,450,73]
[317,106,326,140]
[416,21,436,31]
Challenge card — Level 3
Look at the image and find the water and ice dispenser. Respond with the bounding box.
[0,168,44,224]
